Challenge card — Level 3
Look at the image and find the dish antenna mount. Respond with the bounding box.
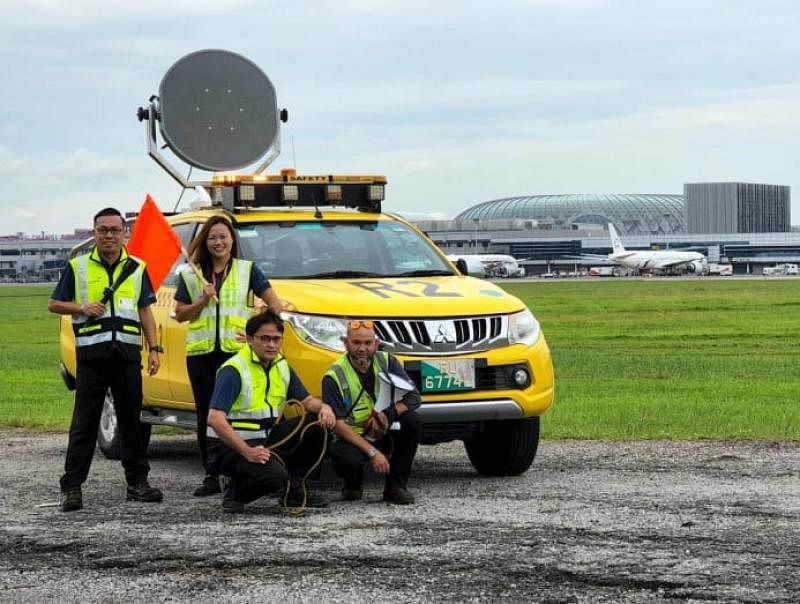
[137,49,288,188]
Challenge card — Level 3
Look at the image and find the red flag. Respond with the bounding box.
[126,194,183,291]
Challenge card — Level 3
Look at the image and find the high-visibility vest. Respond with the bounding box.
[324,352,389,435]
[70,247,145,356]
[207,345,291,441]
[179,258,253,355]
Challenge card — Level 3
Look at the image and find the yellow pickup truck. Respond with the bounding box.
[58,174,554,475]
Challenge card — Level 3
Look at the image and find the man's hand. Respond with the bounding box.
[370,449,390,474]
[317,403,336,430]
[83,301,106,318]
[147,350,160,375]
[382,406,398,425]
[364,412,388,440]
[243,445,271,464]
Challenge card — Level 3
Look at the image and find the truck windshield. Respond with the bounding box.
[236,220,456,279]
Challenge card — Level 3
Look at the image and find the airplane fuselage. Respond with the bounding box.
[606,223,707,273]
[610,250,706,272]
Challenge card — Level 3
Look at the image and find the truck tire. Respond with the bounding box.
[97,391,152,460]
[464,417,540,476]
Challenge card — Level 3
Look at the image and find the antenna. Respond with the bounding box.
[137,49,289,188]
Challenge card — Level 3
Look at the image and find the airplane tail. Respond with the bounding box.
[608,223,626,254]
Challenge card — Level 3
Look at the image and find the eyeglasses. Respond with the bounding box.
[95,227,124,235]
[253,334,283,344]
[348,320,374,330]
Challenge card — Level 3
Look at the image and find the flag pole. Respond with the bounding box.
[181,245,219,303]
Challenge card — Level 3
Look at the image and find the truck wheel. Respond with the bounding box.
[97,391,152,459]
[464,417,540,476]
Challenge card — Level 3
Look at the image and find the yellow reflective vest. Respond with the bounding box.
[70,247,145,359]
[324,352,389,435]
[179,258,253,356]
[207,345,291,441]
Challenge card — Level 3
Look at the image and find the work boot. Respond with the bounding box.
[222,480,244,513]
[284,479,329,509]
[341,485,363,501]
[222,496,244,514]
[60,487,83,512]
[193,474,221,497]
[126,481,163,503]
[383,478,415,505]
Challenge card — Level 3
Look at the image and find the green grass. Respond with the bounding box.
[0,286,74,429]
[502,279,800,440]
[1,280,799,440]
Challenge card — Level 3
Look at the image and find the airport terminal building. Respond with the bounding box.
[1,182,796,280]
[418,182,798,275]
[0,233,88,282]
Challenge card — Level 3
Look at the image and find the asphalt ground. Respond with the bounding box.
[1,431,798,602]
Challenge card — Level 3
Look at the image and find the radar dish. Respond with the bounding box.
[158,49,278,172]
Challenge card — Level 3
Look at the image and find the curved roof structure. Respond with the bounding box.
[456,194,686,235]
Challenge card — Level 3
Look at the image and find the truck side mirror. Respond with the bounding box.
[455,258,469,276]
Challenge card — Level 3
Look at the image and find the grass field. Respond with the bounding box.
[0,286,73,429]
[1,280,798,439]
[504,279,800,440]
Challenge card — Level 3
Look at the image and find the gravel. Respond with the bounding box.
[1,431,798,602]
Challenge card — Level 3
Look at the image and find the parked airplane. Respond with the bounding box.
[605,223,707,274]
[572,224,707,274]
[447,254,525,278]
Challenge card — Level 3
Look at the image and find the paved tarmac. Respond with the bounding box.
[1,431,798,602]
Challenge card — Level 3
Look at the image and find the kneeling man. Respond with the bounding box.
[207,310,336,513]
[322,319,421,504]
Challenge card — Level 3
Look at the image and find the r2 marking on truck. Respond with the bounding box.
[350,280,462,299]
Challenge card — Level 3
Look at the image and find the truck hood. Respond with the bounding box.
[272,276,524,317]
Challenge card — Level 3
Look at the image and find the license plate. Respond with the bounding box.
[420,359,475,392]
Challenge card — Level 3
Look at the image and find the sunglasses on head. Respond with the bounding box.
[348,320,374,330]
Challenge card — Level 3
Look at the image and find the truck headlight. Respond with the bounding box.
[282,312,347,352]
[508,308,540,346]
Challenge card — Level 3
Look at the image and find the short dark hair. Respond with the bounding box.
[245,309,284,336]
[93,207,124,225]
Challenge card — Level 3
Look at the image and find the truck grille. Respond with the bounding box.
[373,316,507,354]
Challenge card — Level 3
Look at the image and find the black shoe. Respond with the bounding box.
[126,481,163,502]
[284,480,329,509]
[341,486,363,501]
[193,475,221,497]
[222,496,244,513]
[221,482,244,513]
[60,487,83,512]
[383,485,415,505]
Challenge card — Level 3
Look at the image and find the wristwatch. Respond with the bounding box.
[149,345,164,353]
[367,448,377,459]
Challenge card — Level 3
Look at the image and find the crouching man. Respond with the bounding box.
[322,319,421,504]
[207,310,336,513]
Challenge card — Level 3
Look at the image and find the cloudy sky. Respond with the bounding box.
[1,0,798,235]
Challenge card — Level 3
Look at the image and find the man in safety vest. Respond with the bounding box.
[49,207,163,512]
[322,320,421,504]
[206,310,337,513]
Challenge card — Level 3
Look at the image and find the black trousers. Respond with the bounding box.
[208,413,327,504]
[60,356,150,490]
[329,410,421,489]
[186,351,234,474]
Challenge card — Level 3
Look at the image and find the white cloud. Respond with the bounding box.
[0,1,798,232]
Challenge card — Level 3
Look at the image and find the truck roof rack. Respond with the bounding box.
[211,172,386,213]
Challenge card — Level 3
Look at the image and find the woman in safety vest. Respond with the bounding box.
[174,215,282,497]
